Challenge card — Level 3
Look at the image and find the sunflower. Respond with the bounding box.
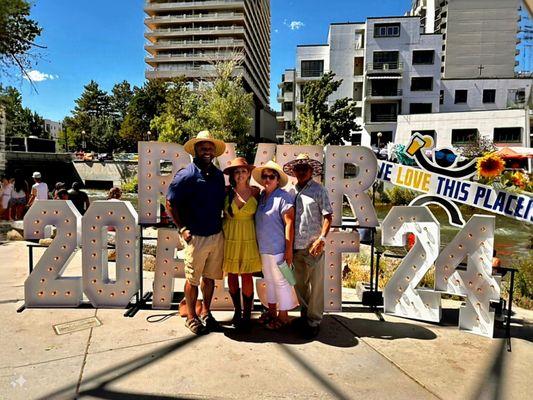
[477,153,505,179]
[510,171,526,189]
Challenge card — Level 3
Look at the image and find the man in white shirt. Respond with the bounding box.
[28,171,49,208]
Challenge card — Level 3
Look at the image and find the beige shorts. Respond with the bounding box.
[183,231,224,286]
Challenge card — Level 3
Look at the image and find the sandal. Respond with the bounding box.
[185,317,206,335]
[265,317,291,331]
[258,311,275,326]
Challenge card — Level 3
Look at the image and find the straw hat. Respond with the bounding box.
[223,157,255,175]
[252,160,289,188]
[283,153,323,177]
[184,130,226,157]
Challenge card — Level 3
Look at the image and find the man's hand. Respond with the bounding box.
[284,247,293,266]
[309,238,325,257]
[181,229,192,243]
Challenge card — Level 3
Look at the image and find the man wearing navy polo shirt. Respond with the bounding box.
[166,131,226,335]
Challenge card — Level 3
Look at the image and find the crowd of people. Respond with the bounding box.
[0,169,122,220]
[166,131,333,338]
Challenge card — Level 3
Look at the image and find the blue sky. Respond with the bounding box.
[2,0,411,121]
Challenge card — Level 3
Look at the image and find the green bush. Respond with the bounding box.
[122,175,138,194]
[385,186,419,205]
[505,253,533,309]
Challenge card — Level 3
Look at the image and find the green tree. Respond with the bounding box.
[151,78,202,144]
[0,0,42,77]
[0,84,45,139]
[197,60,253,149]
[291,72,361,145]
[111,80,133,120]
[120,79,167,149]
[73,80,111,118]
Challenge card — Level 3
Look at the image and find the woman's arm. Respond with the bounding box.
[283,207,295,265]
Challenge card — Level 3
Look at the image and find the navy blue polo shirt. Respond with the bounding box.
[166,161,225,236]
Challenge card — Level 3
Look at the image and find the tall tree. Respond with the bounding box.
[291,72,361,145]
[151,78,202,144]
[73,80,110,118]
[0,84,44,139]
[0,0,42,77]
[111,80,133,120]
[119,79,167,148]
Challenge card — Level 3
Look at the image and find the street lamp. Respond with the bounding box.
[81,130,86,150]
[377,131,383,149]
[147,130,151,141]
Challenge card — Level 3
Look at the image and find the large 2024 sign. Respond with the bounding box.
[23,143,505,337]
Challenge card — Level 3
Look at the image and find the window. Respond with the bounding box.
[411,77,433,91]
[373,51,399,69]
[350,133,362,145]
[409,103,433,114]
[454,90,468,104]
[483,89,496,103]
[282,102,293,112]
[374,23,400,38]
[412,50,434,64]
[494,127,521,143]
[284,82,294,92]
[451,129,478,145]
[301,60,324,77]
[354,57,364,75]
[370,103,398,123]
[440,90,444,104]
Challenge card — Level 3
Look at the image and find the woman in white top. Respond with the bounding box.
[10,174,29,220]
[0,176,13,220]
[28,171,49,208]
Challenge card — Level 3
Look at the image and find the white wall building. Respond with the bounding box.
[43,119,63,141]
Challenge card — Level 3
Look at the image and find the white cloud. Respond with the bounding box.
[23,70,59,82]
[274,28,279,33]
[284,20,305,30]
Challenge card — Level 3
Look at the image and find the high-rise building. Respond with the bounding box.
[409,0,522,79]
[144,0,272,137]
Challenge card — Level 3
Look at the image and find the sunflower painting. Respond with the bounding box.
[476,153,505,179]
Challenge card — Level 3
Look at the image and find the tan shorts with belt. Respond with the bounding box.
[183,231,224,286]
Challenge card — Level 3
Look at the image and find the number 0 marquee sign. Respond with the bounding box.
[23,142,531,338]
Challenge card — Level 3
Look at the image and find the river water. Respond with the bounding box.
[87,190,532,267]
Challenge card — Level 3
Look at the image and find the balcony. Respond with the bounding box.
[368,114,398,123]
[366,62,403,74]
[145,38,244,52]
[366,88,402,98]
[145,12,244,27]
[145,25,245,39]
[144,1,245,14]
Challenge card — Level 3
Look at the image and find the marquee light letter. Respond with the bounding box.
[382,206,441,322]
[324,230,360,311]
[138,142,191,224]
[276,145,324,186]
[23,201,82,307]
[82,201,139,308]
[251,143,276,186]
[435,215,500,337]
[325,146,378,227]
[152,229,183,309]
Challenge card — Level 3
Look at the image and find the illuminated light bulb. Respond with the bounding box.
[161,298,165,302]
[92,279,97,284]
[147,160,152,165]
[126,280,131,285]
[91,266,97,271]
[54,210,59,215]
[147,213,151,217]
[67,233,72,237]
[444,265,449,270]
[147,173,152,178]
[147,199,152,204]
[477,273,482,278]
[444,277,448,281]
[360,206,364,211]
[147,149,152,154]
[47,267,53,272]
[125,240,131,244]
[121,291,126,295]
[477,288,482,292]
[40,278,45,283]
[468,233,473,238]
[214,297,219,301]
[412,265,417,270]
[330,301,334,306]
[34,231,39,235]
[42,211,47,215]
[481,227,486,232]
[52,291,57,296]
[98,289,103,294]
[330,275,334,280]
[365,169,369,173]
[365,218,369,222]
[108,211,114,216]
[91,239,96,244]
[96,216,101,220]
[330,289,334,293]
[61,245,67,250]
[34,220,39,224]
[331,177,335,181]
[330,263,334,267]
[38,291,44,296]
[345,184,349,188]
[54,256,59,261]
[110,292,115,297]
[121,216,126,221]
[479,242,484,247]
[91,226,96,231]
[358,181,362,186]
[125,267,131,272]
[405,276,410,281]
[65,291,71,296]
[355,194,359,198]
[332,164,336,168]
[283,152,287,156]
[449,254,454,259]
[174,267,179,271]
[147,186,152,191]
[163,259,168,264]
[162,272,167,276]
[224,297,229,301]
[64,219,70,223]
[161,149,166,154]
[468,281,473,286]
[126,254,131,258]
[359,156,364,161]
[458,245,463,249]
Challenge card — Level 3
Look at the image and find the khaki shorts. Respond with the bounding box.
[183,231,224,286]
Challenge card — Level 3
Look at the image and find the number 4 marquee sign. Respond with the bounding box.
[382,206,500,337]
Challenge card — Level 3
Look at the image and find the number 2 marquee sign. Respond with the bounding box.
[23,142,504,337]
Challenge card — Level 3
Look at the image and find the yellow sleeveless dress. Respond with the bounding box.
[222,194,263,274]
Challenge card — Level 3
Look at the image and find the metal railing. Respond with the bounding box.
[367,88,402,97]
[146,12,244,22]
[369,114,397,122]
[149,25,244,33]
[366,62,403,72]
[147,38,244,46]
[145,0,243,7]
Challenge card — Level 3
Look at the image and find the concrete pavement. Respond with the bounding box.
[0,240,531,400]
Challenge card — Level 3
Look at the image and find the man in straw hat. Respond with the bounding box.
[284,153,333,338]
[166,131,226,335]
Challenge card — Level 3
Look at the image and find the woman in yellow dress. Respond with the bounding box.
[223,157,262,330]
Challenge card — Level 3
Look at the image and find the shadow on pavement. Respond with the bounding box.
[223,315,359,347]
[469,339,507,400]
[332,315,437,341]
[38,335,203,400]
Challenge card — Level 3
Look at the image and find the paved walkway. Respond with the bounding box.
[0,241,531,399]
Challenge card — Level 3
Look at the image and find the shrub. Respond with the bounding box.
[122,174,138,193]
[385,186,419,205]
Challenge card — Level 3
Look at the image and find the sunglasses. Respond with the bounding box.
[435,151,457,163]
[261,174,277,180]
